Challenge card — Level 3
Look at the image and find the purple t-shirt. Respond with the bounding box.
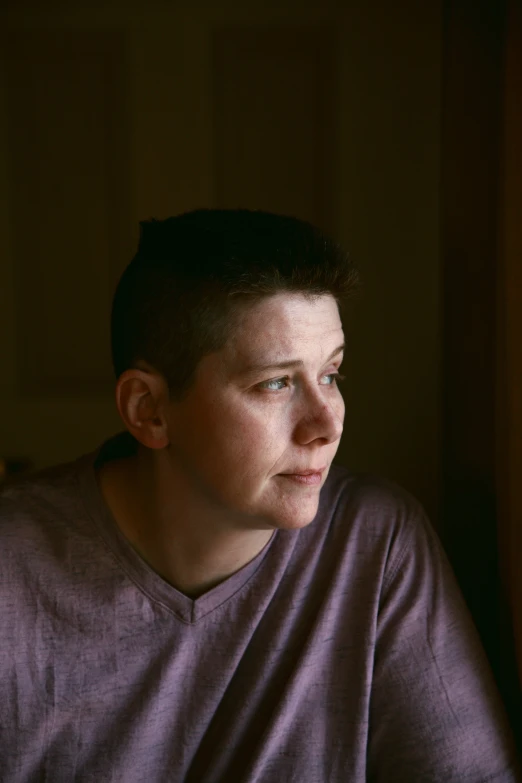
[0,437,519,782]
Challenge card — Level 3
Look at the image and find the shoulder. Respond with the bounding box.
[320,463,431,552]
[324,462,426,511]
[0,457,92,564]
[313,463,448,597]
[1,458,81,517]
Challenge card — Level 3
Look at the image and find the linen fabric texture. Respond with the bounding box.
[0,436,519,782]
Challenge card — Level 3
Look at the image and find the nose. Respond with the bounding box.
[294,388,344,446]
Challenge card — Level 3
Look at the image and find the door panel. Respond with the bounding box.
[0,1,442,522]
[213,25,336,232]
[5,30,131,396]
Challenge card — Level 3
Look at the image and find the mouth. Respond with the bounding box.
[278,467,327,486]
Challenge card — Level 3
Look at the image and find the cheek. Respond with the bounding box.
[203,399,288,476]
[219,410,279,463]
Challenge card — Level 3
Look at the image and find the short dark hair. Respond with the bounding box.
[111,209,359,398]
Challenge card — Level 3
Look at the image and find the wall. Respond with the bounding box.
[0,0,442,521]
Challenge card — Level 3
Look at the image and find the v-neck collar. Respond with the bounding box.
[75,435,282,624]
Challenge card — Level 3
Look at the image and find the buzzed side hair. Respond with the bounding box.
[111,209,359,398]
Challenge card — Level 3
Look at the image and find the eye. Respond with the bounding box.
[258,376,290,391]
[321,372,345,386]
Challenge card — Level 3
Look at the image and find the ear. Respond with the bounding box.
[115,368,170,450]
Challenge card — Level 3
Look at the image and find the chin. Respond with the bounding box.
[267,499,321,531]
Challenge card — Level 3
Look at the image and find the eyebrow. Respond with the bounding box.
[238,343,345,376]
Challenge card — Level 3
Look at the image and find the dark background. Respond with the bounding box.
[0,0,520,744]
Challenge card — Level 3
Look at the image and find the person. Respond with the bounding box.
[0,209,519,782]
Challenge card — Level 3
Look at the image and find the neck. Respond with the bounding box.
[97,446,274,599]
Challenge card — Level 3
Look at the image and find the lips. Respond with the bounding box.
[280,467,327,476]
[277,466,327,486]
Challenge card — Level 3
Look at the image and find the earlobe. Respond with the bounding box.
[115,369,169,450]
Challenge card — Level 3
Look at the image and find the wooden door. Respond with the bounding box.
[0,4,342,471]
[497,0,522,686]
[0,1,443,525]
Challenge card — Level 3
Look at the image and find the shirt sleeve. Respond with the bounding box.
[367,506,521,782]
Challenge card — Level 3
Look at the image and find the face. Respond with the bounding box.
[164,293,345,530]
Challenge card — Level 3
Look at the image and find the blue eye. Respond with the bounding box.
[258,373,345,392]
[260,377,289,391]
[321,372,345,386]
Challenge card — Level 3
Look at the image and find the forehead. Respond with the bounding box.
[225,293,343,364]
